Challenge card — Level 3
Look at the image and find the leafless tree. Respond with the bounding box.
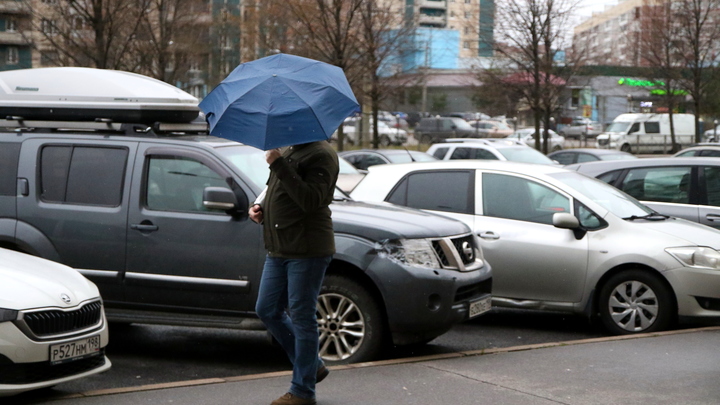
[490,0,582,153]
[668,0,720,142]
[286,0,364,151]
[25,0,150,70]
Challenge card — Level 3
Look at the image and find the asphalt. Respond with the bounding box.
[36,326,720,405]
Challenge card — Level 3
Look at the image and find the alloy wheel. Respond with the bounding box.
[316,293,366,361]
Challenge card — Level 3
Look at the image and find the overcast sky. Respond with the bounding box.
[576,0,621,17]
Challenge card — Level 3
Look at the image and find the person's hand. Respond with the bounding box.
[266,148,282,165]
[249,204,264,224]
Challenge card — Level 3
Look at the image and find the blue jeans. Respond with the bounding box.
[255,255,331,400]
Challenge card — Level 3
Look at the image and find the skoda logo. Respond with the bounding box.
[461,241,474,261]
[60,293,72,304]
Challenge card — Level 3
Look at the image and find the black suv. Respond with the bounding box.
[0,114,492,364]
[414,117,477,144]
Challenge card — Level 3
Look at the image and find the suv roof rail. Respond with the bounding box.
[0,117,209,136]
[444,138,526,146]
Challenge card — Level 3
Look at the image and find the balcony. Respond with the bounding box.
[0,1,30,14]
[0,31,30,46]
[418,0,446,10]
[418,14,446,26]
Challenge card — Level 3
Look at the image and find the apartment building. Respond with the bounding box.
[0,0,32,70]
[572,0,646,66]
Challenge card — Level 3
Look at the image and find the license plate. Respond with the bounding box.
[50,335,101,365]
[468,296,492,319]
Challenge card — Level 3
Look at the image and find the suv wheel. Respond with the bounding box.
[379,135,391,147]
[598,270,675,335]
[317,275,385,364]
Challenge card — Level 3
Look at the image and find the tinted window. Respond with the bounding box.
[388,170,473,214]
[699,150,720,157]
[146,156,228,212]
[576,153,599,163]
[482,173,569,224]
[432,147,448,159]
[41,146,127,206]
[675,150,697,157]
[704,166,720,206]
[0,143,20,196]
[645,122,660,133]
[620,166,692,203]
[550,152,576,165]
[597,170,623,185]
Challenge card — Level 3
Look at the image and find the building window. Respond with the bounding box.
[464,27,470,34]
[41,19,57,35]
[6,17,17,32]
[465,0,472,3]
[571,89,580,108]
[7,47,18,65]
[463,41,470,49]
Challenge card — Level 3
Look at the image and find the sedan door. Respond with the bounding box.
[476,172,588,303]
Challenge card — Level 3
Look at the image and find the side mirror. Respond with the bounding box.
[553,212,586,240]
[203,187,238,210]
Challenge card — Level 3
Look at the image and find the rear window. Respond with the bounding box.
[0,143,20,196]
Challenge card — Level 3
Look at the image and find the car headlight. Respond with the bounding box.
[376,238,441,268]
[666,247,720,270]
[0,308,18,322]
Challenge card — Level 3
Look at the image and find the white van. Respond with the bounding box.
[596,113,695,153]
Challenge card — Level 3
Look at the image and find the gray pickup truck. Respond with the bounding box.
[0,121,492,364]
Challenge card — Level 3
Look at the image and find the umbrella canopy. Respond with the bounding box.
[199,53,359,150]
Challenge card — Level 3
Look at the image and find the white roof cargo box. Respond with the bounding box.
[0,67,200,124]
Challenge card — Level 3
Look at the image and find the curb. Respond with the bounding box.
[50,325,720,401]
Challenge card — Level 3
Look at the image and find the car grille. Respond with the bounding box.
[0,350,106,384]
[20,301,103,340]
[597,138,608,146]
[432,234,477,269]
[454,279,492,303]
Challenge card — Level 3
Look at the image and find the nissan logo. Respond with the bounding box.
[60,293,72,304]
[461,241,474,261]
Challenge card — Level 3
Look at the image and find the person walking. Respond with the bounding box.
[249,140,339,405]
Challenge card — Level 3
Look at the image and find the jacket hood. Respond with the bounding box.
[331,200,470,240]
[0,249,99,310]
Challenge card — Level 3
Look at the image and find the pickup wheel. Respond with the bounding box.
[317,275,385,364]
[598,269,675,335]
[620,143,632,153]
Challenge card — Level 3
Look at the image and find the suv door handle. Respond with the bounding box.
[478,231,500,240]
[706,214,720,222]
[131,221,159,232]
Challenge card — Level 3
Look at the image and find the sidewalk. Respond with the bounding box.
[42,327,720,405]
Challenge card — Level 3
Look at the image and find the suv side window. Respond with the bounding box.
[620,166,692,203]
[431,147,448,159]
[482,173,569,225]
[0,143,20,196]
[41,145,127,206]
[703,166,720,206]
[146,155,228,212]
[387,170,474,214]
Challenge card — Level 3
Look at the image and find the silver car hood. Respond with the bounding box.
[0,249,99,310]
[635,218,720,249]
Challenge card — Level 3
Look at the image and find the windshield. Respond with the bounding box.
[386,151,437,163]
[498,147,555,164]
[606,122,631,133]
[451,118,474,129]
[216,145,350,200]
[549,171,653,218]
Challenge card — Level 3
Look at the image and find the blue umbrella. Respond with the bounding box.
[199,53,359,150]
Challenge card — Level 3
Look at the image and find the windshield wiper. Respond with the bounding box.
[623,213,670,221]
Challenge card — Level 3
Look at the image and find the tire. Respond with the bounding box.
[598,270,675,335]
[317,275,386,364]
[379,135,391,147]
[620,143,632,153]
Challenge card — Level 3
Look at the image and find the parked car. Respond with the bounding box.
[337,157,365,193]
[548,148,638,165]
[0,248,111,397]
[339,149,437,171]
[703,125,720,142]
[596,113,695,153]
[414,117,477,143]
[332,119,407,146]
[466,120,514,138]
[673,144,720,157]
[559,118,603,139]
[427,139,557,165]
[351,160,720,335]
[0,67,493,364]
[567,157,720,230]
[507,128,565,152]
[377,111,409,131]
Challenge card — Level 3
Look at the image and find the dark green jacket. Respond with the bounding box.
[262,141,339,258]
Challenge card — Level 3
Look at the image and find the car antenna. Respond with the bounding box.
[403,147,416,161]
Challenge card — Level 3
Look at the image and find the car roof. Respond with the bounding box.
[339,149,427,155]
[362,159,567,176]
[566,156,720,175]
[429,139,526,149]
[549,148,628,156]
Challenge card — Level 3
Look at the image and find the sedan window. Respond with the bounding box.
[388,170,473,214]
[620,167,692,203]
[482,173,569,225]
